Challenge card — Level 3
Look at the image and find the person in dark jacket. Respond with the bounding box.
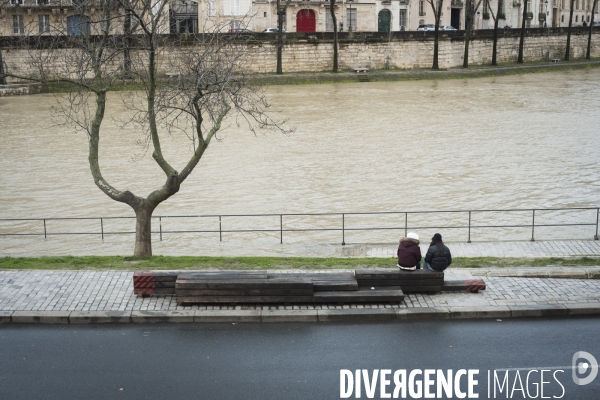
[423,233,452,272]
[397,232,422,271]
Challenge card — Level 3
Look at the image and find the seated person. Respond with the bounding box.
[423,233,452,272]
[397,232,422,271]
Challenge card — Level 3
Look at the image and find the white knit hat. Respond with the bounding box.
[407,232,419,240]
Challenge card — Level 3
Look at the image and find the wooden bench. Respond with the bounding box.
[133,269,485,304]
[352,67,369,73]
[551,58,560,62]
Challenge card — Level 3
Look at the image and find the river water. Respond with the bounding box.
[1,70,599,256]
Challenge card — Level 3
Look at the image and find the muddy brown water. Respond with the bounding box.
[1,70,599,256]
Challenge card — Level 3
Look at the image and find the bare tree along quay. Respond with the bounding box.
[0,0,289,257]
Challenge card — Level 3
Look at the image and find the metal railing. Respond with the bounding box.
[1,207,598,244]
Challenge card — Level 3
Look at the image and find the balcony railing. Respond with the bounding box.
[451,0,464,7]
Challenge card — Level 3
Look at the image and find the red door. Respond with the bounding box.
[296,9,316,32]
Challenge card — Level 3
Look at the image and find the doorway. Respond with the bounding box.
[296,9,316,32]
[451,8,461,29]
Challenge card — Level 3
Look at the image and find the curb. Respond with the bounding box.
[1,304,599,324]
[468,267,600,279]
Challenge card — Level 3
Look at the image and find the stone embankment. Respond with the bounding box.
[1,28,598,86]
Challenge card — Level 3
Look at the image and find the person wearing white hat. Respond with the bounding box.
[397,232,422,271]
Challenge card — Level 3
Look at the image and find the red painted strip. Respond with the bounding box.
[133,282,157,289]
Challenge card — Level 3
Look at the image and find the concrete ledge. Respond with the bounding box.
[261,309,318,322]
[69,311,132,324]
[396,307,450,320]
[194,310,261,323]
[584,269,600,279]
[317,308,395,322]
[565,303,600,315]
[449,306,512,319]
[546,269,587,279]
[131,310,194,323]
[0,311,13,323]
[12,311,71,324]
[509,304,569,318]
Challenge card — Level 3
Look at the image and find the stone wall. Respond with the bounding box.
[1,29,598,83]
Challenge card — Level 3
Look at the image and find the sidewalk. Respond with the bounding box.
[1,240,599,323]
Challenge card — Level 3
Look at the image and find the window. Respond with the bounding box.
[561,14,564,21]
[39,14,50,33]
[13,15,24,34]
[37,0,50,4]
[10,0,24,4]
[208,1,216,16]
[483,0,488,13]
[575,0,578,9]
[346,8,357,31]
[575,15,578,21]
[67,15,91,35]
[419,0,425,16]
[264,12,267,17]
[326,9,334,31]
[399,9,407,28]
[230,0,240,16]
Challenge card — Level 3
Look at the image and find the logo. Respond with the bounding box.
[572,351,598,386]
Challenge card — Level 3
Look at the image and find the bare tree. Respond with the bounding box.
[1,0,289,257]
[0,49,6,85]
[517,0,529,63]
[428,0,444,69]
[276,0,293,74]
[463,0,483,68]
[565,0,575,60]
[330,0,339,72]
[586,0,598,59]
[488,0,504,65]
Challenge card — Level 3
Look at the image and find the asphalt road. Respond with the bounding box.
[1,317,600,399]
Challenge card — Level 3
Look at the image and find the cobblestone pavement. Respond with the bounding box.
[2,269,599,313]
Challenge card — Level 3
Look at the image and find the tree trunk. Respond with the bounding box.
[0,50,6,85]
[277,0,284,74]
[565,1,574,60]
[586,0,597,59]
[463,9,471,68]
[123,8,132,78]
[518,0,527,63]
[134,204,154,257]
[331,0,338,72]
[491,4,500,65]
[433,3,441,69]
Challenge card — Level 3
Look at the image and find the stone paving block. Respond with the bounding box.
[448,306,511,319]
[565,303,600,315]
[194,310,261,323]
[317,308,395,322]
[131,310,195,323]
[261,309,318,322]
[509,304,569,318]
[12,311,71,324]
[69,311,132,324]
[396,307,450,320]
[0,311,13,323]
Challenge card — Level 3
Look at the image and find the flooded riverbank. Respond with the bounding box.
[1,69,599,256]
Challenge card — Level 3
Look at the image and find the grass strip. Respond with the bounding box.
[1,256,599,271]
